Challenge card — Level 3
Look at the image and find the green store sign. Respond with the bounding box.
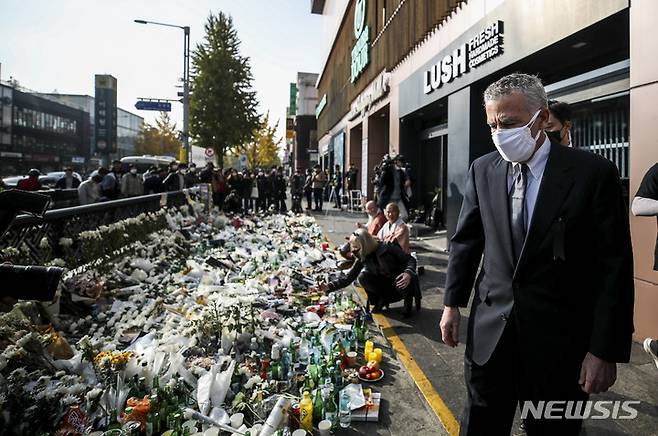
[351,0,369,83]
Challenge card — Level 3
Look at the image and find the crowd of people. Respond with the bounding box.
[75,160,203,205]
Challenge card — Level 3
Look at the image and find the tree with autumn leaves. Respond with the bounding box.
[239,112,281,169]
[134,112,181,157]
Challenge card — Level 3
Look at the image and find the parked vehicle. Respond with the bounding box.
[120,155,176,175]
[2,171,81,189]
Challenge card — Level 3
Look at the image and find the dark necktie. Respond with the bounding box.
[510,163,528,264]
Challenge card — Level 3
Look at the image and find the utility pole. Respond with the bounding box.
[183,26,190,164]
[134,19,191,163]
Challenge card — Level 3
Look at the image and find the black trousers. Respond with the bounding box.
[291,194,303,213]
[277,196,287,213]
[305,190,312,209]
[313,188,324,210]
[333,187,341,208]
[257,196,267,211]
[461,318,588,436]
[358,271,413,312]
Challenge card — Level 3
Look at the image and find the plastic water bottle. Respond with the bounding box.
[339,389,351,428]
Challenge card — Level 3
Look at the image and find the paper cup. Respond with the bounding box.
[318,419,332,435]
[292,430,307,436]
[204,428,220,436]
[230,412,244,428]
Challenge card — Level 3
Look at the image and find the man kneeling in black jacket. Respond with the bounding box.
[318,228,421,316]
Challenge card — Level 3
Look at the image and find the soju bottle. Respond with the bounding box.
[313,385,324,425]
[107,410,122,430]
[269,359,281,381]
[334,360,344,388]
[324,388,338,430]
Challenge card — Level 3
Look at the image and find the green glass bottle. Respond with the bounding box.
[107,410,122,430]
[152,375,160,396]
[153,412,161,434]
[313,386,324,425]
[269,359,281,381]
[324,387,338,430]
[334,360,344,388]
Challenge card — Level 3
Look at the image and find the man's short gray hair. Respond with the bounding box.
[483,73,547,111]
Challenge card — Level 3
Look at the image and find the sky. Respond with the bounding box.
[0,0,329,151]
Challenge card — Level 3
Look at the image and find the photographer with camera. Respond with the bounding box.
[375,154,410,221]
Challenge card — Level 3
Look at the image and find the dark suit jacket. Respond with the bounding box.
[444,140,634,368]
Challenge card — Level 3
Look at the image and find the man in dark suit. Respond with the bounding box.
[439,73,634,436]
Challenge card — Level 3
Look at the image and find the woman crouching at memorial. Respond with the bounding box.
[319,228,421,317]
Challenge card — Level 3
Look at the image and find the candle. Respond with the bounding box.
[364,340,374,361]
[373,348,383,364]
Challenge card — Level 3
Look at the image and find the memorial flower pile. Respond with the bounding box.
[0,202,373,435]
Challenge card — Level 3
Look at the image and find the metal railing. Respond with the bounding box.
[0,187,209,266]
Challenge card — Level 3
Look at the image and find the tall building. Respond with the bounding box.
[0,82,89,176]
[41,93,143,166]
[313,0,658,340]
[293,72,319,171]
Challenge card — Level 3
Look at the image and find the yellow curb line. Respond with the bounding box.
[355,286,461,436]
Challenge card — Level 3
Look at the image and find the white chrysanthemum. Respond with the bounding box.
[85,387,103,402]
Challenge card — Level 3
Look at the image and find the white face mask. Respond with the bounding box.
[130,169,137,174]
[491,110,542,163]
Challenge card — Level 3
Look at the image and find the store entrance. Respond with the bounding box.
[348,124,363,191]
[418,132,448,227]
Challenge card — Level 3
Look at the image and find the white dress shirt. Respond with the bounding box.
[507,136,551,230]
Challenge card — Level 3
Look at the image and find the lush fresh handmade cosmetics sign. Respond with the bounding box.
[423,21,504,95]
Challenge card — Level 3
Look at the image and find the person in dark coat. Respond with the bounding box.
[346,162,359,191]
[223,189,242,214]
[439,73,634,435]
[55,167,81,189]
[241,171,254,212]
[377,156,409,220]
[319,228,421,317]
[303,168,313,211]
[256,171,270,212]
[274,167,287,213]
[184,164,200,188]
[290,168,304,213]
[199,162,214,183]
[162,161,185,192]
[332,164,343,209]
[144,168,165,194]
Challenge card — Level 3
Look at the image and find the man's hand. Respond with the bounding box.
[395,272,411,289]
[440,306,461,347]
[579,352,617,394]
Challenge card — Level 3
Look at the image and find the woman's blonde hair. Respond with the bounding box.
[350,228,379,260]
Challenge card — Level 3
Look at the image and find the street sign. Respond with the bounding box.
[135,100,172,111]
[204,148,215,157]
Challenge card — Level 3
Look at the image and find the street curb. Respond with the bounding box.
[353,286,460,436]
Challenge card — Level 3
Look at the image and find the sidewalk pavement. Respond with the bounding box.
[312,207,658,436]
